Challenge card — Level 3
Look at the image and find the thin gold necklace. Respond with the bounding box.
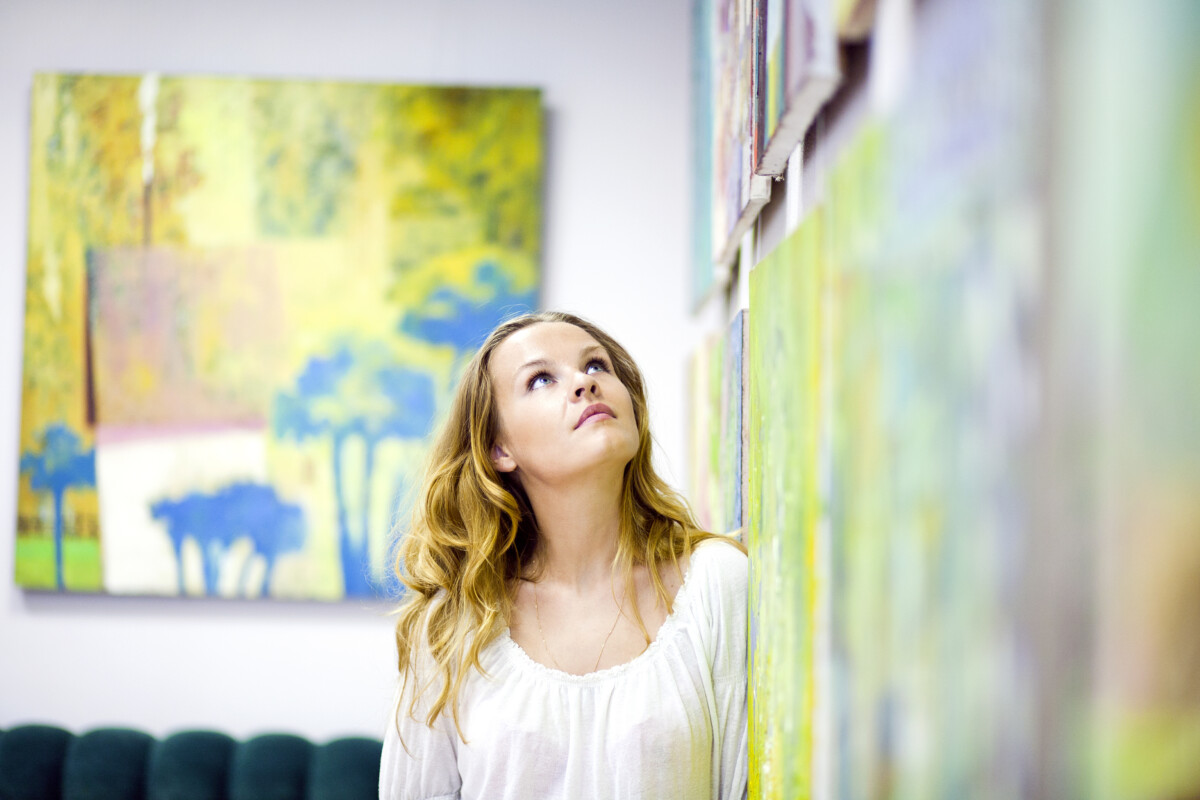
[532,581,622,673]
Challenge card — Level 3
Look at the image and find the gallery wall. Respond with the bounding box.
[0,0,700,739]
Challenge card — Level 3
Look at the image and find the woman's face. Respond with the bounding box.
[487,321,639,487]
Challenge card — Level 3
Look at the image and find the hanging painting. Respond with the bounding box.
[710,0,772,275]
[17,73,543,600]
[687,309,748,538]
[748,218,826,800]
[747,0,1045,795]
[758,0,839,176]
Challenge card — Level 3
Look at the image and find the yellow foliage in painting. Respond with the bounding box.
[378,86,544,275]
[23,74,142,453]
[166,78,256,245]
[391,243,538,311]
[251,80,375,238]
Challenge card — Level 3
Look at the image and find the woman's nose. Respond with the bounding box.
[574,375,598,397]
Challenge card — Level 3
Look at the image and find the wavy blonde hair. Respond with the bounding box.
[392,311,733,738]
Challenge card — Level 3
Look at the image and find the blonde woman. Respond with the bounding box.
[381,311,748,799]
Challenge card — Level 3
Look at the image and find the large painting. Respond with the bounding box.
[17,74,542,600]
[834,1,1041,796]
[747,0,1043,796]
[748,218,825,800]
[737,0,1199,796]
[1062,4,1200,797]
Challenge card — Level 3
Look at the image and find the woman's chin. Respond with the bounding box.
[544,450,636,487]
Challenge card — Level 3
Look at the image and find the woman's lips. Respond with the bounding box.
[575,403,615,429]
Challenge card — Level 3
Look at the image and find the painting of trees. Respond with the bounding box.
[19,424,97,589]
[17,74,541,598]
[275,343,437,597]
[151,483,306,597]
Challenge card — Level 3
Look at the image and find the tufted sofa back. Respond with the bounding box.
[0,725,381,800]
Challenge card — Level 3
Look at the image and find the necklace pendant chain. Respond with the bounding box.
[533,582,622,674]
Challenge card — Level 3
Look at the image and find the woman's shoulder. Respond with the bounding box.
[685,536,748,607]
[677,537,747,674]
[690,535,748,573]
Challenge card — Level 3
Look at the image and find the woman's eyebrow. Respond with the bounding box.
[515,358,552,381]
[514,346,606,384]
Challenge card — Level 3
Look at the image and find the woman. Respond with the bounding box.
[382,311,748,800]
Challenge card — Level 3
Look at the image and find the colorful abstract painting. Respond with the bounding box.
[688,334,718,532]
[1061,3,1200,797]
[691,335,715,534]
[834,0,877,40]
[17,74,542,600]
[748,218,825,800]
[758,0,839,176]
[711,0,764,268]
[688,310,748,538]
[692,0,718,307]
[721,310,748,536]
[823,3,1044,797]
[747,0,1043,796]
[698,0,836,280]
[743,0,1199,797]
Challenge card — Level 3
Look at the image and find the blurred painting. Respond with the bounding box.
[747,0,1043,796]
[721,309,748,536]
[758,0,839,176]
[688,333,718,533]
[828,2,1042,797]
[711,0,763,269]
[1061,3,1200,797]
[692,0,717,307]
[17,73,542,600]
[687,309,748,538]
[748,219,825,800]
[834,0,876,40]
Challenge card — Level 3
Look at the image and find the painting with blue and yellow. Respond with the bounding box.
[687,310,747,539]
[748,218,825,800]
[17,73,542,600]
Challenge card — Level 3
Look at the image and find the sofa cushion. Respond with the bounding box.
[307,738,382,800]
[63,728,154,800]
[229,734,312,800]
[0,724,74,800]
[146,731,235,800]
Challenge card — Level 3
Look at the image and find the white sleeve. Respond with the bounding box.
[379,665,463,800]
[707,543,750,800]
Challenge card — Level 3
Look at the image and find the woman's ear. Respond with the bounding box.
[491,442,517,473]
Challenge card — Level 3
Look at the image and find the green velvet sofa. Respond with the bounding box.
[0,724,381,800]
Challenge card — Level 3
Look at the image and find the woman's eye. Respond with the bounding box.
[528,372,552,390]
[586,360,608,375]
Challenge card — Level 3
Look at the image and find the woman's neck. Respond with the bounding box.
[522,470,624,592]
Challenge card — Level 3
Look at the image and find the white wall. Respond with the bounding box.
[0,0,699,740]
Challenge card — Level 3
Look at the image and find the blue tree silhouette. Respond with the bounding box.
[19,424,97,589]
[150,482,307,596]
[399,261,536,357]
[275,343,436,598]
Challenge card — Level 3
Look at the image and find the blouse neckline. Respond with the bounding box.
[495,545,707,686]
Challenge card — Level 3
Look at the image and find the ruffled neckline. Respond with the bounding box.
[495,546,706,686]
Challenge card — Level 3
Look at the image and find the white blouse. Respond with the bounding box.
[379,538,749,800]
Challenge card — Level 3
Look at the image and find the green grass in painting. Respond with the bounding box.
[14,536,103,591]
